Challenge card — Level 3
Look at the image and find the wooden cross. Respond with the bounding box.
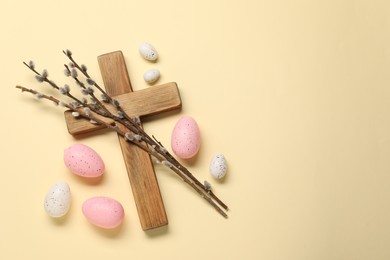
[64,51,182,230]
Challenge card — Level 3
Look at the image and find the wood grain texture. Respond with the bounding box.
[98,51,169,230]
[64,82,181,135]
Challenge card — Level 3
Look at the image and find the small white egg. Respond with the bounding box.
[44,181,71,218]
[209,154,227,179]
[139,42,158,61]
[143,69,160,84]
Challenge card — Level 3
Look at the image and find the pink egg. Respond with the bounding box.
[64,144,105,178]
[171,116,201,159]
[82,196,125,229]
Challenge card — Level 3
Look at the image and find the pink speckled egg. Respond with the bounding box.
[82,196,125,229]
[171,116,201,159]
[64,144,105,178]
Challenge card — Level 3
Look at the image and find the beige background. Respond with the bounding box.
[1,0,390,259]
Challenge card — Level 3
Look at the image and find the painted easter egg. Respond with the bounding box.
[139,42,158,61]
[82,196,125,229]
[209,154,228,179]
[143,68,160,84]
[171,116,201,159]
[64,144,105,178]
[44,181,71,218]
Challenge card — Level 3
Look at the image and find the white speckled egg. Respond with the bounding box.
[139,42,158,61]
[44,181,71,218]
[143,68,160,84]
[64,144,105,178]
[171,116,201,159]
[209,154,227,179]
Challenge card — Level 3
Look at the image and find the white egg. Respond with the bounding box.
[209,154,228,179]
[44,181,71,218]
[139,42,158,61]
[143,69,160,84]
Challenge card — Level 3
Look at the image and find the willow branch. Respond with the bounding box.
[17,50,229,218]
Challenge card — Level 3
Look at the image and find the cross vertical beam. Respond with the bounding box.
[97,51,168,230]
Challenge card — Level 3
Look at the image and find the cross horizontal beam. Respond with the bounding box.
[64,82,181,135]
